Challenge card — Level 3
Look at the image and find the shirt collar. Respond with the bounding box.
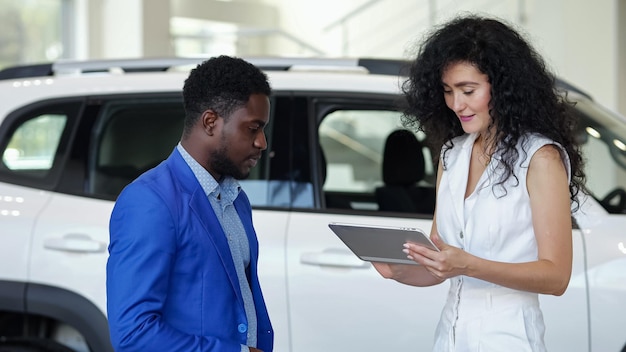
[176,143,241,202]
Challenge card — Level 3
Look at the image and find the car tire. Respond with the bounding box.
[0,337,75,352]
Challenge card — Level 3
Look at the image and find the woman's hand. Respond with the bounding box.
[371,262,418,280]
[372,261,440,286]
[403,232,470,280]
[371,243,447,287]
[371,262,394,278]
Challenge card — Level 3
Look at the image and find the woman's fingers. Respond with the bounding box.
[403,241,460,279]
[403,243,439,265]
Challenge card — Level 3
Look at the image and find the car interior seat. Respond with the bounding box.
[91,106,182,197]
[375,129,436,214]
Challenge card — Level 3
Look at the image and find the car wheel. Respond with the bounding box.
[0,337,76,352]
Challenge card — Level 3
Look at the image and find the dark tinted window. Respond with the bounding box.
[77,94,311,210]
[243,95,314,209]
[88,98,184,197]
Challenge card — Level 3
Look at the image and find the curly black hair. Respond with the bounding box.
[402,15,585,209]
[182,55,271,136]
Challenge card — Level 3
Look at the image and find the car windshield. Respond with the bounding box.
[572,93,626,213]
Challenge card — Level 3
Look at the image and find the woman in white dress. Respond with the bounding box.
[373,16,586,351]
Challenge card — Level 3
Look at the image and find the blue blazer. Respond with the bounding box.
[106,149,273,351]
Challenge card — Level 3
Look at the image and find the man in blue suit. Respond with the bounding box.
[106,56,273,352]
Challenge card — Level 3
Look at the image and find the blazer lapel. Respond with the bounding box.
[167,149,244,303]
[192,191,244,296]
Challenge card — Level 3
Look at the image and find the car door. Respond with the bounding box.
[29,96,184,318]
[0,100,81,296]
[284,94,447,351]
[282,92,594,352]
[27,94,293,349]
[566,96,626,351]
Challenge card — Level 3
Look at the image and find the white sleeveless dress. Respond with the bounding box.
[433,132,571,352]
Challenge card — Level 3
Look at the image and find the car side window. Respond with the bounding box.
[88,99,184,198]
[241,95,315,209]
[318,107,436,214]
[0,100,81,189]
[85,95,309,209]
[2,114,66,174]
[573,100,626,213]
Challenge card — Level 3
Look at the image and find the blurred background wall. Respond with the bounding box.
[0,0,623,116]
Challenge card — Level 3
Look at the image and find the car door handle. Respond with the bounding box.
[300,248,370,269]
[44,234,107,253]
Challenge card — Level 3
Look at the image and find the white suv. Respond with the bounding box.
[0,58,625,352]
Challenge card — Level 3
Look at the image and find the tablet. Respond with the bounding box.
[328,222,439,265]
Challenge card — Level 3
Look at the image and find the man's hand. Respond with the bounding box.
[249,348,263,352]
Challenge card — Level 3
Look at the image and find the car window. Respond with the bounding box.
[0,101,81,188]
[318,107,436,214]
[2,114,66,173]
[88,98,184,197]
[574,97,626,213]
[84,95,305,209]
[243,95,315,209]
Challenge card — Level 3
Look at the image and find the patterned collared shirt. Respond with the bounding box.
[177,143,257,350]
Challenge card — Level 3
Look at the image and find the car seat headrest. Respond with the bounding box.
[382,129,425,186]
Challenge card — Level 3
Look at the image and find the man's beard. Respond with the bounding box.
[209,145,249,180]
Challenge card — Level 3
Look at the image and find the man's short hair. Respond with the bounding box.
[182,55,271,135]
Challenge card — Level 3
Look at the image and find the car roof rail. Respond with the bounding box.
[0,63,54,80]
[0,57,412,80]
[0,57,593,101]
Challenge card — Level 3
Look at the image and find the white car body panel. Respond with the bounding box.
[284,211,445,351]
[0,183,50,281]
[28,193,113,314]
